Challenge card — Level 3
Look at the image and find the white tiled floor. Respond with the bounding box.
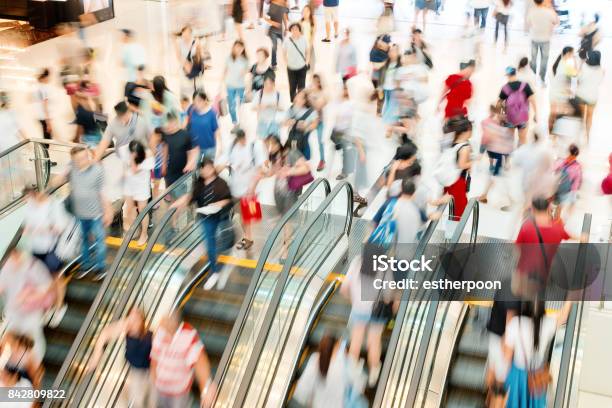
[1,0,609,243]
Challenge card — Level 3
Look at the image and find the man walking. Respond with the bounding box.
[322,0,340,42]
[264,0,289,70]
[526,0,559,83]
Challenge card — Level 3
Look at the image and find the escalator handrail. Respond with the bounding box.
[0,139,109,216]
[405,198,479,407]
[212,178,331,387]
[230,181,353,407]
[553,213,592,408]
[372,198,456,407]
[64,208,177,406]
[49,168,198,393]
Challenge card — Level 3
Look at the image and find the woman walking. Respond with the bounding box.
[223,40,249,126]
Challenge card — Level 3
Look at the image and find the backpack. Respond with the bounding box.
[367,198,398,251]
[502,82,529,126]
[433,143,468,187]
[554,161,577,202]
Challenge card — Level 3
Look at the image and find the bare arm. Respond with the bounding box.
[457,147,472,170]
[87,319,128,370]
[184,146,200,173]
[94,137,111,162]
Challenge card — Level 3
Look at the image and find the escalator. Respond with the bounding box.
[285,200,453,406]
[380,200,592,408]
[208,182,361,407]
[47,178,333,407]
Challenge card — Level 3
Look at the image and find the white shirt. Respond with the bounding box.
[34,84,50,120]
[293,350,350,408]
[0,255,52,322]
[343,257,374,318]
[398,64,429,104]
[283,36,308,71]
[527,6,558,42]
[576,64,604,104]
[121,43,146,82]
[334,99,353,133]
[505,315,557,369]
[223,140,267,198]
[394,198,423,244]
[22,199,68,254]
[470,0,491,9]
[494,0,512,14]
[0,110,21,151]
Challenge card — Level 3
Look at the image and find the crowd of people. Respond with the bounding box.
[0,0,609,406]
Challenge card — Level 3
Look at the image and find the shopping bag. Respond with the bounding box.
[213,94,229,117]
[240,196,262,224]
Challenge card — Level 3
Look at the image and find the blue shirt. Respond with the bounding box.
[324,0,339,6]
[188,106,218,150]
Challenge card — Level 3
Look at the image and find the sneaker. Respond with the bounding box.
[92,270,107,282]
[321,38,331,43]
[317,161,325,172]
[368,364,382,387]
[48,305,68,328]
[204,273,219,290]
[271,65,277,71]
[336,173,347,180]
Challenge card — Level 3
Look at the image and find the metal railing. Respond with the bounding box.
[46,169,199,407]
[211,178,332,394]
[222,181,353,407]
[373,199,455,407]
[0,138,94,216]
[553,213,592,408]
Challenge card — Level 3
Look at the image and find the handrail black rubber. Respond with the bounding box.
[63,208,176,406]
[48,169,198,403]
[372,198,455,407]
[212,178,331,389]
[553,213,592,408]
[229,181,353,408]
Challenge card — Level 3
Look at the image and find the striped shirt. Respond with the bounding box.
[69,163,104,219]
[151,322,203,396]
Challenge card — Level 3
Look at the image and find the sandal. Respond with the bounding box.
[242,239,254,250]
[235,238,247,250]
[353,194,367,205]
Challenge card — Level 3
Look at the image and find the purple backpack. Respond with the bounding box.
[502,82,529,126]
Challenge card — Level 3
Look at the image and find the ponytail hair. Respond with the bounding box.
[552,46,574,76]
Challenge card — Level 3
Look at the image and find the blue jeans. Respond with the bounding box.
[199,147,216,163]
[82,132,101,148]
[200,216,220,273]
[530,41,550,82]
[269,31,283,67]
[381,90,397,124]
[316,121,325,162]
[473,7,488,28]
[79,217,107,271]
[227,87,245,124]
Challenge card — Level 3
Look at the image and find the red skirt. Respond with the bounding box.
[444,176,468,221]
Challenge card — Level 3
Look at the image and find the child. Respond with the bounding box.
[478,104,514,207]
[180,95,190,127]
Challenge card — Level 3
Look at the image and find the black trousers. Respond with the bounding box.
[287,66,307,102]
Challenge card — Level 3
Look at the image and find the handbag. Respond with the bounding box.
[240,196,262,224]
[287,171,314,191]
[330,130,344,150]
[286,108,313,154]
[519,320,552,397]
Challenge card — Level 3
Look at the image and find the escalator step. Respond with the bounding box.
[184,297,241,324]
[44,342,71,367]
[445,388,486,408]
[457,327,489,359]
[196,329,229,359]
[449,355,487,392]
